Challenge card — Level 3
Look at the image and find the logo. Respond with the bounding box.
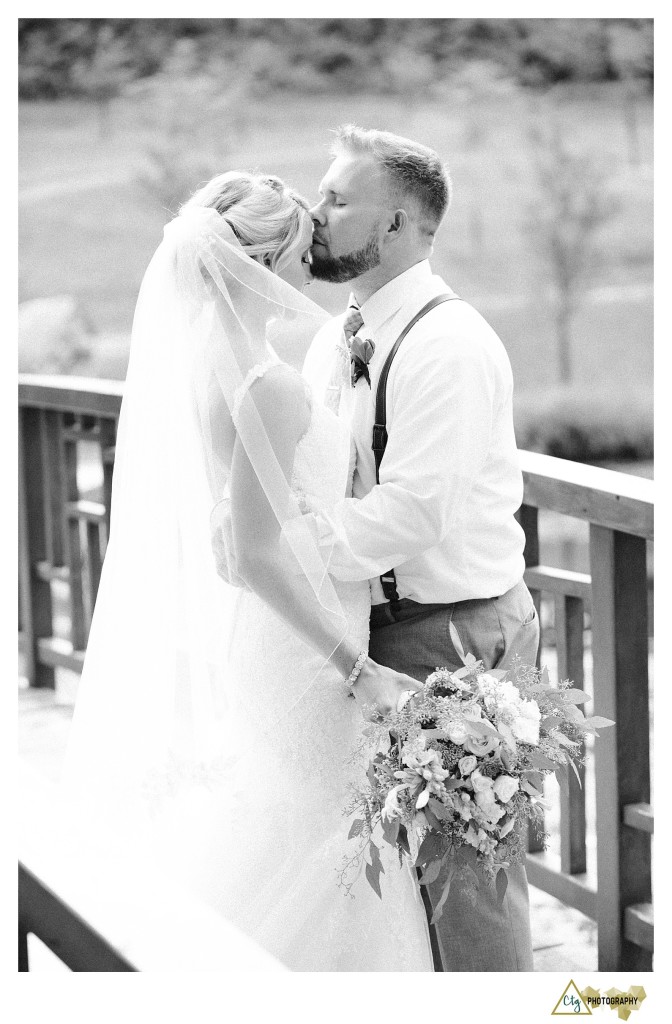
[552,980,592,1015]
[552,982,648,1021]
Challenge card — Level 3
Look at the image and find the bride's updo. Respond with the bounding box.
[181,171,310,272]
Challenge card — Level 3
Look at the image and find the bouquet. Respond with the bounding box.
[342,654,613,922]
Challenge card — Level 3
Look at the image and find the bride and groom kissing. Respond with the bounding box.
[66,124,540,972]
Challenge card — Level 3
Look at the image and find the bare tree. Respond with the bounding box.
[525,103,621,384]
[70,25,134,138]
[126,39,250,216]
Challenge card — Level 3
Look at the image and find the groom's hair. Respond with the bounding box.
[331,125,452,237]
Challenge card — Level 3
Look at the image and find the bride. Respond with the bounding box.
[62,170,433,971]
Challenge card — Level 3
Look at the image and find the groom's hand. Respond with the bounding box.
[351,660,423,721]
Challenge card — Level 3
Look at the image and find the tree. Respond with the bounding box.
[69,25,134,136]
[125,39,250,215]
[525,98,622,385]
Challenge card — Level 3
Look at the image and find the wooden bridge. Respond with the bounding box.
[18,374,654,972]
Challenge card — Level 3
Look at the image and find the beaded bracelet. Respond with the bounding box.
[345,651,368,689]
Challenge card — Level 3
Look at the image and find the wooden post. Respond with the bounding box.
[556,594,587,875]
[517,503,545,853]
[41,410,66,567]
[62,421,87,651]
[19,408,55,688]
[590,525,651,970]
[18,926,29,971]
[100,418,116,542]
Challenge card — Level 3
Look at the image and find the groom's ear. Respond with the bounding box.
[385,210,408,240]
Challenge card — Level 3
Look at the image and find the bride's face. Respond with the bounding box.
[275,215,314,291]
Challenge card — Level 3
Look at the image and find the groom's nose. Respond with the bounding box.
[309,200,326,226]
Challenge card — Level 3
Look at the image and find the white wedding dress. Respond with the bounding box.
[157,360,433,972]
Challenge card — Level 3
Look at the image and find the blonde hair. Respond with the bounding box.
[181,171,310,272]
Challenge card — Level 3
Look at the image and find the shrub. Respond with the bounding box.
[514,385,653,463]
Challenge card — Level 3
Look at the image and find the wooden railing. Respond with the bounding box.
[517,452,653,971]
[18,374,654,971]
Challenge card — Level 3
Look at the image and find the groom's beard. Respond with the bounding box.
[310,232,381,283]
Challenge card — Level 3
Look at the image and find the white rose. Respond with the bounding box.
[493,775,520,803]
[445,720,469,745]
[470,770,493,793]
[475,789,507,823]
[458,755,478,776]
[463,733,501,757]
[510,700,541,746]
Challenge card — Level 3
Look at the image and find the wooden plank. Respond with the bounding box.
[18,926,29,972]
[524,565,592,605]
[20,407,55,688]
[590,526,652,971]
[19,374,124,419]
[36,561,69,584]
[556,594,587,875]
[36,637,85,673]
[517,504,545,854]
[65,500,106,524]
[96,418,117,538]
[623,903,654,953]
[520,450,653,540]
[87,520,104,625]
[40,410,66,567]
[19,864,137,972]
[526,851,598,920]
[18,414,33,676]
[623,803,654,834]
[62,431,88,651]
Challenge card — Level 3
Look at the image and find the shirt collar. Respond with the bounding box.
[348,260,433,336]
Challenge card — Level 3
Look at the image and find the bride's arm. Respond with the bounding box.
[227,365,361,680]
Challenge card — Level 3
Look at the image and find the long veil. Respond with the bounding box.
[59,206,352,858]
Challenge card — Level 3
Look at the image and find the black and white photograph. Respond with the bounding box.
[15,10,657,1006]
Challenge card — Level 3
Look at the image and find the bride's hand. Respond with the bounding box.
[350,659,423,721]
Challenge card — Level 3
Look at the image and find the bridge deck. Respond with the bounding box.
[18,680,597,973]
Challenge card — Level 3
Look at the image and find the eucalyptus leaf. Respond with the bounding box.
[420,858,443,885]
[348,818,365,840]
[466,719,501,739]
[415,831,443,868]
[583,715,615,730]
[365,860,383,899]
[381,816,399,847]
[495,867,509,905]
[559,688,591,704]
[430,866,455,925]
[397,824,411,855]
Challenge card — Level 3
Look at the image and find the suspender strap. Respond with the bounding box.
[373,293,460,602]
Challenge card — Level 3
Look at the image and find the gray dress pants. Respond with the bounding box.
[368,578,540,972]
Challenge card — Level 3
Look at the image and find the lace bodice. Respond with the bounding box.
[232,357,357,515]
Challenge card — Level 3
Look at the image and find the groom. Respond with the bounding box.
[303,125,540,972]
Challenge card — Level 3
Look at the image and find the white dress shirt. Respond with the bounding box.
[302,260,526,605]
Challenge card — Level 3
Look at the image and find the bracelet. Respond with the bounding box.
[346,651,368,689]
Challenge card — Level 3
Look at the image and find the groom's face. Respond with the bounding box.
[309,153,391,282]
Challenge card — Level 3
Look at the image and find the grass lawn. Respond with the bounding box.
[19,87,653,400]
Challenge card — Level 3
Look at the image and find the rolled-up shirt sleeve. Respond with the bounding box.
[312,328,498,582]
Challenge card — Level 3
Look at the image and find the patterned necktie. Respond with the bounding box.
[343,303,374,387]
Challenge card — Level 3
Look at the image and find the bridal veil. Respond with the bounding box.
[60,205,351,843]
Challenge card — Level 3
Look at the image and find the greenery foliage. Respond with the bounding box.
[514,386,653,463]
[19,18,653,100]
